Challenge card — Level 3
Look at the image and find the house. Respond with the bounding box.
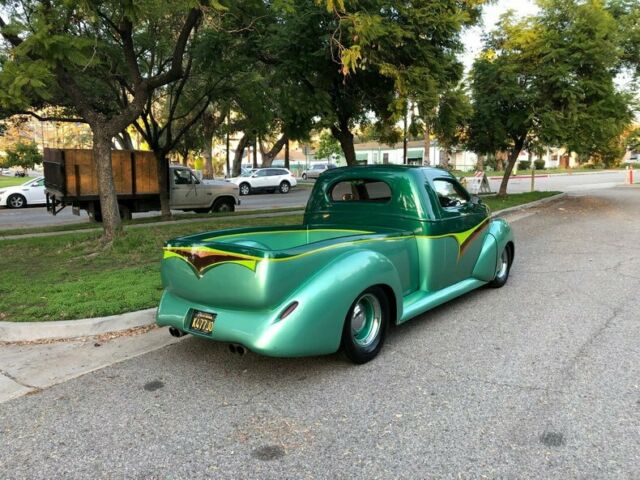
[353,140,478,171]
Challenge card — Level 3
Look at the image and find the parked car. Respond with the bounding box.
[228,167,297,195]
[0,176,46,208]
[158,165,514,363]
[301,163,337,180]
[14,170,26,177]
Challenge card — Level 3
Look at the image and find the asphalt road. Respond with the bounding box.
[1,186,639,478]
[0,170,630,230]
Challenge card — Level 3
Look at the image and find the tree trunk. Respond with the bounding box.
[331,125,356,166]
[225,129,230,178]
[284,137,290,170]
[114,130,134,150]
[202,114,216,178]
[92,131,122,241]
[232,134,249,177]
[260,133,287,167]
[155,151,171,219]
[476,154,485,171]
[252,138,258,168]
[423,123,431,166]
[498,140,525,196]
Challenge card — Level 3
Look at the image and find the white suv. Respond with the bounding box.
[229,168,297,195]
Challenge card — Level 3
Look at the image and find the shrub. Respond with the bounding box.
[518,160,531,170]
[534,159,545,170]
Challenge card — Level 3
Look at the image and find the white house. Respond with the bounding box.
[353,140,478,171]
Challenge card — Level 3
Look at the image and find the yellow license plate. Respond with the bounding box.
[190,310,216,335]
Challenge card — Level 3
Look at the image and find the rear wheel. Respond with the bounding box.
[118,204,132,221]
[212,198,235,213]
[279,181,290,194]
[302,173,307,180]
[489,245,512,288]
[7,194,26,208]
[341,286,389,364]
[239,183,251,196]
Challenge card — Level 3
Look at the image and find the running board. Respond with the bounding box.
[399,278,486,324]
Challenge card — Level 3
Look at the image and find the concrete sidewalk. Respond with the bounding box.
[0,327,182,403]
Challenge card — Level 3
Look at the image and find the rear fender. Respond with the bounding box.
[274,249,403,355]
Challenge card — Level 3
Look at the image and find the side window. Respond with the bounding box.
[432,179,469,209]
[330,179,392,203]
[173,169,193,185]
[256,170,268,177]
[34,179,45,187]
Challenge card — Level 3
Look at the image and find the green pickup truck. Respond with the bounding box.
[157,165,514,363]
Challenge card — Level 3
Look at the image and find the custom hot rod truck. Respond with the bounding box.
[158,165,514,363]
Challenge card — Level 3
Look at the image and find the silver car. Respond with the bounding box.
[301,163,337,180]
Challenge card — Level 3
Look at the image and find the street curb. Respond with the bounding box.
[0,194,567,343]
[0,308,156,342]
[491,192,567,218]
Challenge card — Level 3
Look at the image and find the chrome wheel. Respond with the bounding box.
[496,248,509,280]
[279,181,290,193]
[240,183,250,196]
[350,293,382,348]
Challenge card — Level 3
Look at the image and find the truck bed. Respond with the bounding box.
[161,224,416,310]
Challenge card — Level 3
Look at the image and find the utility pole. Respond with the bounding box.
[225,116,230,177]
[403,101,409,164]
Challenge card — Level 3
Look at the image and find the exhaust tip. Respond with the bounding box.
[229,343,246,355]
[169,327,186,338]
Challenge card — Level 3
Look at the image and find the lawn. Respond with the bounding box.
[482,191,560,211]
[0,176,30,188]
[0,191,561,322]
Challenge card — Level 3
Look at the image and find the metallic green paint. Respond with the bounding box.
[157,165,514,357]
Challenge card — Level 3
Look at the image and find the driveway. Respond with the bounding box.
[0,186,639,478]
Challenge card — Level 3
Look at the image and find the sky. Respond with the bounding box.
[461,0,540,70]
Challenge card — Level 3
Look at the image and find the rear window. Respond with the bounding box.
[330,179,392,203]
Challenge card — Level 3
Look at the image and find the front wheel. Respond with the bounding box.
[302,173,307,180]
[341,286,389,364]
[489,245,512,288]
[239,183,251,196]
[7,194,26,208]
[212,198,235,213]
[279,181,290,194]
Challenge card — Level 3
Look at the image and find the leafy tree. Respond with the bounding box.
[4,141,43,171]
[314,131,343,161]
[468,2,634,195]
[0,1,204,241]
[267,0,485,165]
[433,88,472,167]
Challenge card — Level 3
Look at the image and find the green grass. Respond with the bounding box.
[0,191,560,322]
[0,206,304,237]
[0,176,30,188]
[481,191,561,211]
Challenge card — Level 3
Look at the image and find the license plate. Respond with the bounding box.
[190,310,216,335]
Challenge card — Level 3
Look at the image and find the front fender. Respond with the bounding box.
[472,218,514,281]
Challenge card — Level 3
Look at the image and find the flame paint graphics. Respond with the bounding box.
[164,247,258,276]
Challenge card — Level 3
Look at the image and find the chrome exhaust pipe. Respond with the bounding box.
[169,327,187,338]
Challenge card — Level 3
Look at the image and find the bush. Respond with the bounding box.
[518,160,531,170]
[534,159,545,170]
